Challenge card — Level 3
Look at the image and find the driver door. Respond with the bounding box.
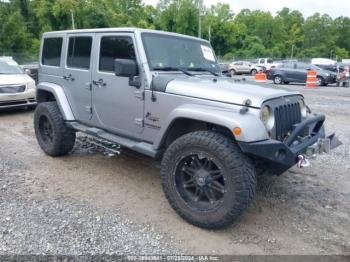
[91,33,144,138]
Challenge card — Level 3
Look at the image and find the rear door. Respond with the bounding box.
[279,63,296,82]
[91,33,144,138]
[63,34,94,124]
[233,62,243,73]
[242,62,251,73]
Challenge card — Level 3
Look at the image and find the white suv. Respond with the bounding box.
[0,57,36,109]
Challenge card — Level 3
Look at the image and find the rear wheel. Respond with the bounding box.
[161,131,256,229]
[251,69,257,76]
[273,75,283,85]
[34,102,76,156]
[230,69,236,76]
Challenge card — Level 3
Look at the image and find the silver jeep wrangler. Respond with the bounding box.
[35,28,340,229]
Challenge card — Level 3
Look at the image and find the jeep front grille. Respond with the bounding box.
[274,103,302,141]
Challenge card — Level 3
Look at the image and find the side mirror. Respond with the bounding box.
[114,59,138,77]
[24,69,31,75]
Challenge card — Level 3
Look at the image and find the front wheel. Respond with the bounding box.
[316,76,325,86]
[230,69,236,76]
[161,131,257,229]
[251,69,257,76]
[34,102,76,156]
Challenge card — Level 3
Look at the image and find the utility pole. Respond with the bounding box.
[71,10,76,30]
[291,45,295,59]
[208,24,211,43]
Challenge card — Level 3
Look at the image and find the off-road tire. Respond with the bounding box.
[34,102,76,157]
[160,131,257,229]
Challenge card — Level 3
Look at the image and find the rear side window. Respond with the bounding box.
[67,37,93,70]
[42,38,63,67]
[297,63,309,70]
[99,36,136,72]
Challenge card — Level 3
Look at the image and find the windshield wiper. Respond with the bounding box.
[153,67,194,76]
[187,67,219,76]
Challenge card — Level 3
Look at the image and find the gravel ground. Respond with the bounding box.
[0,80,349,255]
[0,155,181,255]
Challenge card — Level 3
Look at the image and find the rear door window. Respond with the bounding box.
[42,37,63,67]
[67,36,93,70]
[99,36,136,73]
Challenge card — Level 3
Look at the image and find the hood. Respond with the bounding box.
[0,74,34,86]
[163,76,300,108]
[322,69,337,76]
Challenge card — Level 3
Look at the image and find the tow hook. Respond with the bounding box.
[297,155,311,168]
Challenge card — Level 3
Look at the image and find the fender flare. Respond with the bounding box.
[37,82,75,121]
[153,104,269,149]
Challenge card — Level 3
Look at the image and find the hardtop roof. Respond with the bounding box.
[43,27,208,43]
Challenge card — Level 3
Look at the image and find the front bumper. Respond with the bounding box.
[325,74,337,84]
[0,88,36,109]
[238,114,341,174]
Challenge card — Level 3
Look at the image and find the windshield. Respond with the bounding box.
[0,60,23,74]
[142,33,220,74]
[310,64,321,70]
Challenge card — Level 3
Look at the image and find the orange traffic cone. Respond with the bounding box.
[306,70,317,88]
[255,71,267,82]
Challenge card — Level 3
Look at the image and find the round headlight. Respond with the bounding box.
[261,105,274,130]
[299,100,307,118]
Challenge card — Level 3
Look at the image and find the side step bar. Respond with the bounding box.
[66,121,158,158]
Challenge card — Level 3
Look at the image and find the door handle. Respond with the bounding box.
[63,74,75,81]
[92,79,107,88]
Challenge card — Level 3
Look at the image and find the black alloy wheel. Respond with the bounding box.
[175,153,226,210]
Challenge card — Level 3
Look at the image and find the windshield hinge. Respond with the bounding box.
[134,90,145,100]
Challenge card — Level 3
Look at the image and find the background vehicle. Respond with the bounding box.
[21,62,39,84]
[255,58,278,70]
[268,62,337,86]
[227,61,264,76]
[311,58,336,66]
[0,57,36,109]
[34,28,339,229]
[311,58,338,72]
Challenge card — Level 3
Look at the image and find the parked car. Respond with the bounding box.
[311,58,338,72]
[0,57,36,109]
[311,58,336,66]
[255,58,278,70]
[268,62,337,86]
[34,28,340,229]
[21,62,39,84]
[227,61,264,76]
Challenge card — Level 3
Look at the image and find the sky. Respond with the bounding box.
[143,0,350,18]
